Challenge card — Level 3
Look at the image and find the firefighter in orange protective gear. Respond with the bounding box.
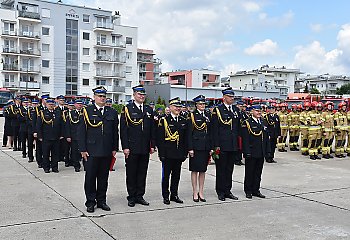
[334,102,347,158]
[307,102,323,160]
[277,103,289,152]
[321,101,334,159]
[288,104,300,151]
[299,102,311,155]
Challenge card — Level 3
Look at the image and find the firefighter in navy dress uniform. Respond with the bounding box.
[66,99,84,172]
[34,94,49,168]
[26,99,39,163]
[9,97,21,151]
[55,95,70,166]
[241,105,270,199]
[263,105,281,163]
[120,85,156,207]
[18,98,30,158]
[78,86,119,213]
[187,95,212,202]
[37,98,65,173]
[212,87,240,201]
[157,97,188,205]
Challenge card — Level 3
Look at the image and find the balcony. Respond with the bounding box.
[95,41,126,49]
[93,22,114,31]
[153,58,162,64]
[3,81,40,89]
[95,70,126,78]
[139,67,146,72]
[106,85,126,93]
[1,29,18,37]
[18,10,41,21]
[137,57,152,63]
[95,55,126,63]
[19,48,41,56]
[154,68,161,73]
[18,31,40,39]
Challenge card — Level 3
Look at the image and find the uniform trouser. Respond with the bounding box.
[308,127,322,156]
[70,140,81,169]
[215,151,236,197]
[59,138,68,162]
[35,139,43,166]
[335,129,346,155]
[126,153,150,201]
[13,125,20,149]
[346,129,350,153]
[20,131,27,156]
[65,141,71,165]
[268,137,278,159]
[27,132,34,160]
[277,127,288,150]
[244,157,264,194]
[84,156,111,207]
[42,139,59,171]
[2,132,7,146]
[289,126,300,148]
[300,126,309,154]
[322,130,334,155]
[161,158,183,199]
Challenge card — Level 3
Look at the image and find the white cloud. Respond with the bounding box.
[221,63,243,77]
[242,1,261,13]
[244,39,279,56]
[257,10,294,28]
[310,23,323,33]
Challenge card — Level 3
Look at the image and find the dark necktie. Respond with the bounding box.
[175,116,178,122]
[139,105,142,112]
[99,108,103,115]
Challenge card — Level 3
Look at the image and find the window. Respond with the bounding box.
[126,52,132,60]
[42,60,49,68]
[83,32,90,40]
[83,48,90,55]
[42,27,50,36]
[83,14,90,23]
[125,81,131,87]
[126,66,132,73]
[42,8,50,18]
[83,78,89,85]
[42,44,49,52]
[42,76,50,84]
[126,37,133,45]
[3,22,15,34]
[125,95,132,102]
[82,63,90,71]
[96,79,106,85]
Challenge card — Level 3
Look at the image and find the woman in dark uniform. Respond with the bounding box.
[3,101,14,148]
[187,95,212,202]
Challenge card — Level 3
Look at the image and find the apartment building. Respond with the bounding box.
[301,74,350,95]
[0,0,138,102]
[165,69,220,88]
[137,48,161,85]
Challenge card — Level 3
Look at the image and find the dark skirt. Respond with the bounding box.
[189,150,210,172]
[4,119,13,136]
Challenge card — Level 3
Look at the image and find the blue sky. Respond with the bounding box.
[64,0,350,76]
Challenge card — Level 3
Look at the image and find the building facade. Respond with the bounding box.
[229,65,301,98]
[137,48,161,85]
[0,0,138,103]
[299,74,350,95]
[166,69,221,88]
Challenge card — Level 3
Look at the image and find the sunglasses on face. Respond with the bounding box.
[96,95,106,98]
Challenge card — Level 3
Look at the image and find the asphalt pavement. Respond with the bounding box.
[0,117,350,240]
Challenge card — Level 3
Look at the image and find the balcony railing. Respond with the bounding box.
[137,57,152,62]
[18,10,41,20]
[1,29,18,36]
[96,55,126,63]
[94,22,113,30]
[106,85,125,92]
[3,64,19,71]
[20,48,41,55]
[2,47,18,53]
[18,31,40,39]
[139,67,146,72]
[153,58,162,64]
[95,70,126,78]
[20,66,40,73]
[3,81,40,89]
[96,41,126,48]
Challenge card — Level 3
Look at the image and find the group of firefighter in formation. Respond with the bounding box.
[2,85,348,212]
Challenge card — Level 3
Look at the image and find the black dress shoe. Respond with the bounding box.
[252,192,266,198]
[28,159,34,163]
[75,168,80,172]
[97,203,111,211]
[198,193,206,202]
[225,193,238,200]
[52,169,59,173]
[44,169,50,173]
[170,196,183,204]
[128,200,135,207]
[246,193,252,199]
[22,154,27,158]
[87,206,95,213]
[193,193,199,202]
[38,164,42,168]
[323,155,329,159]
[270,159,277,163]
[136,198,150,206]
[315,155,321,159]
[65,163,70,167]
[163,198,170,205]
[328,154,334,159]
[310,155,316,160]
[218,195,225,201]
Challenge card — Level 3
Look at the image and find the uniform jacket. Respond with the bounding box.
[18,106,28,133]
[37,108,64,141]
[65,109,82,141]
[187,109,212,151]
[26,107,37,134]
[241,117,271,159]
[212,104,239,151]
[264,113,281,139]
[156,114,188,160]
[77,105,119,157]
[120,103,156,155]
[8,104,20,127]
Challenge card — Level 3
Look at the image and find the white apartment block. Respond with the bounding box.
[229,65,301,98]
[301,74,350,95]
[0,0,138,103]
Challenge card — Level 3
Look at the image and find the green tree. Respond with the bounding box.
[336,83,350,95]
[310,88,320,94]
[157,96,163,104]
